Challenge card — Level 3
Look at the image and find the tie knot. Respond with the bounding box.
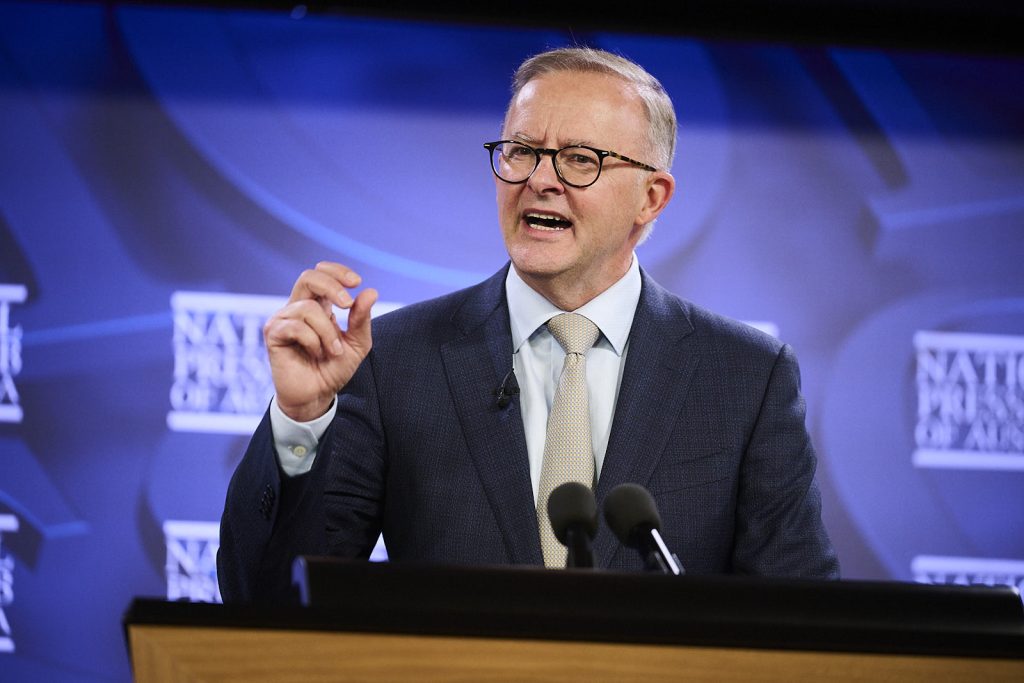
[547,313,600,355]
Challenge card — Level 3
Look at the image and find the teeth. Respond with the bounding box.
[525,212,571,230]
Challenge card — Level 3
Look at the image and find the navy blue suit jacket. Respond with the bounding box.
[218,266,838,603]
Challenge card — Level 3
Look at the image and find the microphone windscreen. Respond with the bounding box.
[603,483,662,547]
[546,481,598,544]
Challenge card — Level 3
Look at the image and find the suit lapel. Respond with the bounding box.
[440,267,542,565]
[593,271,700,568]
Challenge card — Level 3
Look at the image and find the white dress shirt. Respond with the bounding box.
[505,257,640,502]
[271,256,642,487]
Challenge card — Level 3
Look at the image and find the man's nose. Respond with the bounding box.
[527,151,564,191]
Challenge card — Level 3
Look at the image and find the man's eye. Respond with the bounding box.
[505,145,533,159]
[563,152,598,167]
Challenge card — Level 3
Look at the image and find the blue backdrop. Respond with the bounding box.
[0,2,1022,680]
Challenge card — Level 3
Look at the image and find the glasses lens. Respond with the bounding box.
[555,147,601,187]
[491,142,537,183]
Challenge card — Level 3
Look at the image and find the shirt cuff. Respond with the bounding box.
[270,396,337,477]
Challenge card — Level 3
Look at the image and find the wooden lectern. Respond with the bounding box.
[125,558,1024,682]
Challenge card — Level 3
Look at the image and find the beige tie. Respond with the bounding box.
[537,312,601,568]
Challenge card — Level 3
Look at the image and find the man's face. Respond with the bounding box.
[497,70,672,308]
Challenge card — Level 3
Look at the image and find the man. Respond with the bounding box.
[218,46,839,604]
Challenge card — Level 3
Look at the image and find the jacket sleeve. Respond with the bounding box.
[217,408,328,604]
[217,355,388,604]
[731,343,840,579]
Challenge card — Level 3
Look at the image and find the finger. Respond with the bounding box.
[315,262,364,315]
[342,287,378,353]
[269,300,343,357]
[315,261,362,288]
[265,315,330,359]
[289,266,360,309]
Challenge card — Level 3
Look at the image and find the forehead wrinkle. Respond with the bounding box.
[509,131,597,149]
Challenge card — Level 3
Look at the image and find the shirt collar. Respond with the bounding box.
[506,255,641,356]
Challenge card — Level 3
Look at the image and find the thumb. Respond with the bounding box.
[344,288,378,353]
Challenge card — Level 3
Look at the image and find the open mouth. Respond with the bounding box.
[524,212,572,231]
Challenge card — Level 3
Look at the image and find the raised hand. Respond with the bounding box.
[263,262,378,422]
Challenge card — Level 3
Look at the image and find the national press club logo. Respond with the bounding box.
[0,284,26,424]
[912,330,1024,591]
[168,291,284,434]
[913,555,1024,593]
[0,285,25,651]
[914,331,1024,471]
[163,520,221,603]
[168,291,401,434]
[0,514,18,653]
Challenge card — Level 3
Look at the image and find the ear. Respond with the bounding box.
[635,171,675,226]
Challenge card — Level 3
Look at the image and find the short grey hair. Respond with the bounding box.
[506,46,677,172]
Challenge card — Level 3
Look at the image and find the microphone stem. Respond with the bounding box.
[644,528,682,576]
[565,526,595,569]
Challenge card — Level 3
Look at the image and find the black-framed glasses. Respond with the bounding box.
[483,140,658,188]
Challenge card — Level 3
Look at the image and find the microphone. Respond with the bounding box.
[603,483,684,575]
[546,481,598,568]
[494,369,519,408]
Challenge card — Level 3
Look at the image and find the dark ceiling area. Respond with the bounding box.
[109,0,1024,55]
